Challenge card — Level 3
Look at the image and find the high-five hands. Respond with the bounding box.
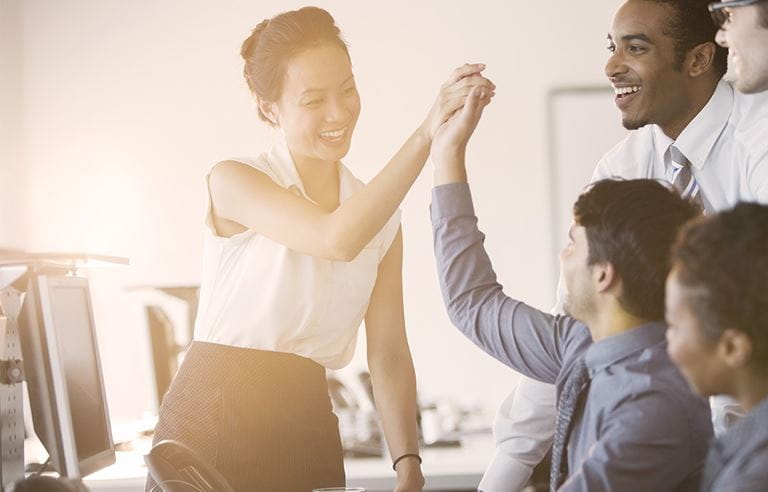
[420,63,496,141]
[432,67,495,164]
[428,65,495,186]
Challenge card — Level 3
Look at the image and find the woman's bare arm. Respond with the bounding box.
[209,64,494,261]
[364,227,424,491]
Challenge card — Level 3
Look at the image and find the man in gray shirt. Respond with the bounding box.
[428,94,712,490]
[430,176,712,490]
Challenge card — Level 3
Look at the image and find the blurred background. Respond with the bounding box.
[0,0,627,434]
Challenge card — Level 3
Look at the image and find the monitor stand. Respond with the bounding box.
[0,280,25,487]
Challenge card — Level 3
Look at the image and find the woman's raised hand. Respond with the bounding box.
[420,63,495,140]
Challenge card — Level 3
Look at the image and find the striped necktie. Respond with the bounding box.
[670,146,705,210]
[550,357,591,491]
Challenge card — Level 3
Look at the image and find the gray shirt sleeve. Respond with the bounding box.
[430,183,588,384]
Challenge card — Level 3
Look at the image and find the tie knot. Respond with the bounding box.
[670,146,690,169]
[669,145,705,210]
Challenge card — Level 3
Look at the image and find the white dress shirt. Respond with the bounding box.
[480,81,768,492]
[193,138,400,369]
[593,81,768,209]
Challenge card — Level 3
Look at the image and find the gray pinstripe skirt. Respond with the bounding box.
[145,341,345,492]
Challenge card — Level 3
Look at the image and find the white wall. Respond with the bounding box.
[0,0,27,248]
[5,0,623,425]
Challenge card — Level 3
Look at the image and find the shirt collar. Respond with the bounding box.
[712,395,768,462]
[267,137,351,204]
[584,321,667,377]
[652,125,674,166]
[652,80,734,170]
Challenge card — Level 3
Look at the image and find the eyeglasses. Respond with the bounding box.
[708,0,767,28]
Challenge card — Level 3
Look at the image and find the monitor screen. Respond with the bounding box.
[19,274,115,478]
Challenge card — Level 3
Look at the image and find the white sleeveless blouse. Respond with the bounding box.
[193,139,401,369]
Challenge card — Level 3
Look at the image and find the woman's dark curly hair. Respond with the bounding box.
[672,202,768,369]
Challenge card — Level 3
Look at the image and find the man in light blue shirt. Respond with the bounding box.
[428,90,712,490]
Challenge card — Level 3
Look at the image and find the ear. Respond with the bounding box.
[686,42,716,78]
[256,97,279,126]
[718,328,754,369]
[592,261,618,294]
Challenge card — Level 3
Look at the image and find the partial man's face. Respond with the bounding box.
[664,267,729,397]
[560,224,598,322]
[605,0,692,130]
[715,3,768,93]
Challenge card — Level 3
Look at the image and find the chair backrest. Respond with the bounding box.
[145,440,234,492]
[6,476,87,492]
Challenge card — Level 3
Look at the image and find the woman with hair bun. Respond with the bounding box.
[147,6,494,492]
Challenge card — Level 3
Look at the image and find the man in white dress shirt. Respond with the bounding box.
[709,0,768,93]
[480,0,768,490]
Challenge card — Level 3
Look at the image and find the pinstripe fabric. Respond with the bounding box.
[145,341,345,492]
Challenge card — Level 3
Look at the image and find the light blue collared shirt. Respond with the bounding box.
[431,182,712,491]
[702,396,768,491]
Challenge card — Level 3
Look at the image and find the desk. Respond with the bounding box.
[83,436,493,492]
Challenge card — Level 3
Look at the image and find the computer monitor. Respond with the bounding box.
[18,274,116,478]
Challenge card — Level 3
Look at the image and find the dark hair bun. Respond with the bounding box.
[240,6,350,124]
[240,19,270,61]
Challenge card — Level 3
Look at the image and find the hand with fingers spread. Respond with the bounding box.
[419,63,496,141]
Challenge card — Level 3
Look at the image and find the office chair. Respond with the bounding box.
[145,440,234,492]
[6,476,88,492]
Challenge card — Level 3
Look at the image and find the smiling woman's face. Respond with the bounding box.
[270,43,361,166]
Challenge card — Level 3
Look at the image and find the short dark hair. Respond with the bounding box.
[647,0,729,78]
[240,7,350,124]
[672,202,768,369]
[573,179,701,320]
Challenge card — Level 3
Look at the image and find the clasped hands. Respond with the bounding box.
[420,63,496,167]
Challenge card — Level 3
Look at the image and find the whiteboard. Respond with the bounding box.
[546,87,629,289]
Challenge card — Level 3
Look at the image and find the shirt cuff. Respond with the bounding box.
[478,449,535,492]
[430,182,475,221]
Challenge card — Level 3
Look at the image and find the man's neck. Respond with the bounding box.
[587,306,651,342]
[659,79,720,140]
